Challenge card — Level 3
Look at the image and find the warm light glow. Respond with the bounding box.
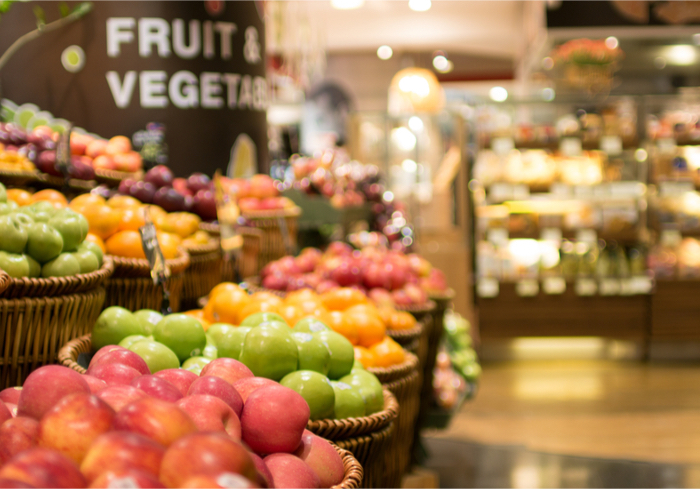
[383,191,395,202]
[541,57,554,70]
[489,86,508,102]
[408,116,424,132]
[377,45,393,60]
[508,239,540,268]
[408,0,431,11]
[605,36,619,49]
[694,33,700,46]
[399,75,430,97]
[388,67,444,114]
[635,148,648,162]
[433,55,448,71]
[401,159,417,172]
[541,87,555,101]
[654,57,667,69]
[391,127,417,151]
[331,0,364,9]
[666,45,697,66]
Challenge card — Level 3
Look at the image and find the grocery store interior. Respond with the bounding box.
[2,1,700,488]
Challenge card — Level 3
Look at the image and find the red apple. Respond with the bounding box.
[326,242,353,256]
[95,385,149,412]
[186,173,212,194]
[129,375,182,403]
[88,363,143,386]
[264,453,320,489]
[112,398,197,447]
[262,272,288,291]
[0,388,22,405]
[200,358,253,386]
[363,262,391,290]
[187,376,243,417]
[404,283,428,304]
[193,189,217,221]
[179,472,257,488]
[88,468,165,489]
[144,165,174,189]
[0,448,86,488]
[17,366,90,420]
[0,417,39,466]
[250,453,272,488]
[85,139,108,159]
[128,181,157,204]
[172,178,192,197]
[70,133,92,156]
[176,395,241,440]
[232,378,276,404]
[159,432,257,488]
[330,260,362,287]
[294,430,344,487]
[0,402,11,426]
[153,369,198,397]
[153,187,186,213]
[90,345,128,366]
[248,175,278,199]
[80,375,108,394]
[38,394,115,464]
[80,432,165,483]
[92,155,116,171]
[241,385,309,455]
[238,197,261,212]
[88,349,150,376]
[0,478,33,487]
[316,280,339,294]
[3,404,16,418]
[368,288,395,307]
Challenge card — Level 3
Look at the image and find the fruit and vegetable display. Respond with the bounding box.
[91,297,387,420]
[0,359,349,488]
[260,243,448,306]
[0,183,103,278]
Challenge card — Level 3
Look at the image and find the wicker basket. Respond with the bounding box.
[308,389,398,489]
[104,250,190,312]
[0,260,113,389]
[331,443,364,489]
[181,238,222,311]
[386,322,423,355]
[241,207,301,272]
[94,169,144,188]
[0,169,40,187]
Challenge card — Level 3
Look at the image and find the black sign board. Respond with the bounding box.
[547,1,700,28]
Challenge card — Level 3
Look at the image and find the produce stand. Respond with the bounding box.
[180,237,222,311]
[241,207,301,272]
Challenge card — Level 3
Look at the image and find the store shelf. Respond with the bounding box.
[651,279,700,340]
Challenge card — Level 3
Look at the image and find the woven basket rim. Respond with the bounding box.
[58,334,92,374]
[368,351,419,383]
[307,388,398,439]
[395,299,436,314]
[109,248,190,277]
[0,257,114,299]
[0,269,9,294]
[386,322,423,342]
[0,168,39,178]
[94,168,144,181]
[427,288,456,301]
[331,443,363,489]
[242,206,302,219]
[182,237,220,256]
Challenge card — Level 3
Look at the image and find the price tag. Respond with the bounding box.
[599,278,621,296]
[486,228,509,246]
[139,209,172,314]
[560,137,582,157]
[575,278,597,296]
[657,138,677,153]
[576,229,597,243]
[489,183,513,203]
[477,278,499,298]
[543,276,566,295]
[492,137,514,156]
[659,181,694,197]
[55,125,73,184]
[516,279,539,297]
[627,276,653,295]
[512,184,530,200]
[600,135,622,155]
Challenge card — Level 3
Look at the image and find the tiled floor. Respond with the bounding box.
[420,360,700,488]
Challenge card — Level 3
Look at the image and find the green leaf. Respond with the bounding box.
[0,0,14,14]
[72,2,93,17]
[59,2,69,17]
[33,5,45,29]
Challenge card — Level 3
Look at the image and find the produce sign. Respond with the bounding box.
[0,1,267,176]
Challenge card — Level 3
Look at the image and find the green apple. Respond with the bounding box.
[27,255,40,277]
[240,312,286,328]
[12,213,33,228]
[239,324,298,380]
[0,182,5,202]
[128,340,180,373]
[25,222,63,263]
[41,253,80,277]
[340,370,384,415]
[92,306,146,350]
[0,215,28,253]
[351,359,365,371]
[133,309,163,335]
[77,241,103,267]
[207,323,236,345]
[0,251,29,277]
[182,356,212,375]
[216,326,251,360]
[293,317,330,333]
[256,320,291,333]
[331,381,366,419]
[315,330,355,380]
[26,201,57,223]
[292,332,331,376]
[0,201,18,216]
[281,370,335,421]
[48,209,88,251]
[203,343,218,360]
[153,314,207,363]
[118,334,149,349]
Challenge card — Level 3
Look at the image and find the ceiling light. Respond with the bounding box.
[605,36,619,49]
[408,116,424,132]
[391,127,417,151]
[541,88,555,102]
[654,56,667,69]
[489,86,508,102]
[541,57,554,70]
[388,67,445,115]
[666,44,697,65]
[399,75,431,97]
[432,55,448,71]
[635,149,648,162]
[408,0,431,12]
[377,45,393,60]
[331,0,364,10]
[693,33,700,45]
[402,159,418,172]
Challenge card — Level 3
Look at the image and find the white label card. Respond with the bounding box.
[576,229,597,243]
[560,137,583,157]
[659,181,694,197]
[543,276,566,295]
[489,183,513,203]
[541,228,562,243]
[492,137,515,156]
[600,135,623,155]
[477,278,499,298]
[487,228,509,246]
[516,279,539,297]
[512,184,530,200]
[599,278,621,296]
[575,278,597,296]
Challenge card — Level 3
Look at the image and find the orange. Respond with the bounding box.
[250,292,284,306]
[369,336,405,367]
[354,346,376,369]
[210,282,244,300]
[156,212,200,239]
[285,289,321,306]
[326,311,359,345]
[105,230,146,259]
[387,310,416,331]
[321,288,368,311]
[144,205,167,221]
[345,303,381,318]
[156,232,180,260]
[295,299,328,316]
[203,287,252,325]
[6,189,32,206]
[107,194,142,209]
[80,204,122,240]
[30,189,68,209]
[377,306,394,326]
[346,310,386,348]
[69,193,105,211]
[183,309,211,331]
[238,300,280,321]
[118,206,146,232]
[85,233,107,253]
[278,304,306,328]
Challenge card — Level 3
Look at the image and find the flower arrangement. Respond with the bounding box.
[552,38,624,67]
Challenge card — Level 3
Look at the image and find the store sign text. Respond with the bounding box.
[104,17,267,111]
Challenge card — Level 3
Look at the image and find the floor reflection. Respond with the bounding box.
[423,437,690,488]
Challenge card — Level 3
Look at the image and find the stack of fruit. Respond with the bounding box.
[0,184,104,278]
[90,300,386,423]
[442,310,481,384]
[260,243,447,307]
[0,359,353,488]
[0,142,35,174]
[223,174,296,213]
